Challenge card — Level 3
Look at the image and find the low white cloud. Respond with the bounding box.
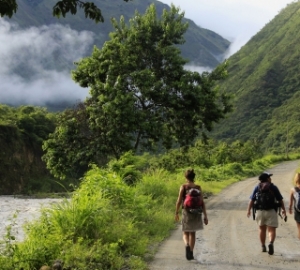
[184,65,212,73]
[0,19,94,107]
[223,34,250,59]
[0,71,89,105]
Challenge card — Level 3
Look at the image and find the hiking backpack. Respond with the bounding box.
[294,187,300,212]
[183,185,203,210]
[254,182,276,210]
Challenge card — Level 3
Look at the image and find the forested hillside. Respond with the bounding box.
[211,1,300,153]
[6,0,230,75]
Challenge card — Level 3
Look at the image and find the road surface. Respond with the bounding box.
[149,160,300,270]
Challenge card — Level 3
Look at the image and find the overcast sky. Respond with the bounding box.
[159,0,295,40]
[0,0,296,107]
[0,19,93,107]
[160,0,295,55]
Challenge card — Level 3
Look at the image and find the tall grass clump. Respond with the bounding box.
[0,166,179,269]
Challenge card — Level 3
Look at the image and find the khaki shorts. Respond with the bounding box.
[255,209,278,227]
[181,209,203,232]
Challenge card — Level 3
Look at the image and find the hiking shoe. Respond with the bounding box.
[185,245,191,260]
[268,243,274,255]
[189,250,194,260]
[262,245,267,252]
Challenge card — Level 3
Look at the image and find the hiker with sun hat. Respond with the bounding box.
[247,172,286,255]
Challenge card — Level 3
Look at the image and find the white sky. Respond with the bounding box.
[159,0,296,54]
[0,0,297,107]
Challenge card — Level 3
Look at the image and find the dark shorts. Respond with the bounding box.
[294,208,300,223]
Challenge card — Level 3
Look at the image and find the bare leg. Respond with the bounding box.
[267,226,276,243]
[296,222,300,239]
[266,226,276,255]
[183,232,193,260]
[189,232,196,251]
[183,232,189,246]
[259,225,267,245]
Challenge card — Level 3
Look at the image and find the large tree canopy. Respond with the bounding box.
[0,0,131,22]
[42,4,232,179]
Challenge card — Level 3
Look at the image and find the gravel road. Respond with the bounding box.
[148,160,300,270]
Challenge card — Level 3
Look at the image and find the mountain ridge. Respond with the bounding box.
[211,1,300,152]
[5,0,230,71]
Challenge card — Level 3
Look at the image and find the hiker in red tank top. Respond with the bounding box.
[175,169,208,260]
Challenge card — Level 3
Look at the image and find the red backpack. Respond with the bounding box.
[183,185,203,210]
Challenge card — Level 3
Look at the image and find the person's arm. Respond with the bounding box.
[280,200,287,216]
[247,186,257,218]
[247,200,254,218]
[202,201,208,225]
[199,187,208,225]
[273,186,286,216]
[288,188,294,214]
[175,185,184,221]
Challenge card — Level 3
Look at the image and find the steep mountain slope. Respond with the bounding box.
[211,1,300,152]
[5,0,230,73]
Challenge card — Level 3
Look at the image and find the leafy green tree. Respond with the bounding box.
[0,0,131,22]
[43,4,232,179]
[0,104,15,124]
[0,0,17,18]
[42,102,102,179]
[0,105,56,142]
[15,106,57,141]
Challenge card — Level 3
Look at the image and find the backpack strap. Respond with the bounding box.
[182,184,188,195]
[181,185,187,208]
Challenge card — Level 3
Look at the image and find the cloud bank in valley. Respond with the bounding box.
[0,19,94,107]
